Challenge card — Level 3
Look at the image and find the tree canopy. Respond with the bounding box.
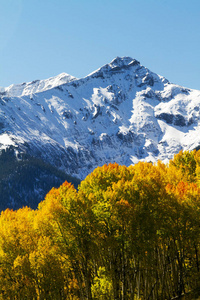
[0,150,200,299]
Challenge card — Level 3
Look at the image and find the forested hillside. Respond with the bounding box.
[0,148,80,210]
[1,150,200,299]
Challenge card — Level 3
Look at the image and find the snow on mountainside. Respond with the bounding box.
[0,73,76,97]
[0,56,200,185]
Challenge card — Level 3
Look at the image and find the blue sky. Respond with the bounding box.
[0,0,200,89]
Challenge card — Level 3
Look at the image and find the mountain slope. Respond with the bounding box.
[0,56,200,208]
[0,73,76,97]
[0,148,80,210]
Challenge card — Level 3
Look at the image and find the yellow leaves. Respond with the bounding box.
[0,207,37,261]
[79,163,131,196]
[2,149,200,298]
[91,267,113,299]
[29,236,55,270]
[169,149,197,182]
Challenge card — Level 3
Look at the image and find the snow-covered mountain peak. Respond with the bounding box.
[0,72,76,98]
[87,56,140,78]
[0,56,200,184]
[1,56,200,209]
[85,57,169,93]
[109,56,139,68]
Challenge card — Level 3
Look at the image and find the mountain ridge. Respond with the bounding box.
[0,72,77,97]
[0,56,200,208]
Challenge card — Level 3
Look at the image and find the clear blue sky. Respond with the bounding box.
[0,0,200,89]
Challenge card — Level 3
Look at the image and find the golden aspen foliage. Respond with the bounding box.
[0,150,200,299]
[0,207,37,299]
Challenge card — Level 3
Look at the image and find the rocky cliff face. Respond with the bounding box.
[0,56,200,208]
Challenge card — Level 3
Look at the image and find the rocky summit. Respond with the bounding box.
[0,56,200,208]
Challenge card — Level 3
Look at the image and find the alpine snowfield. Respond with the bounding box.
[1,56,200,180]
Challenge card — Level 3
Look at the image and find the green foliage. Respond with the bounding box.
[0,150,200,299]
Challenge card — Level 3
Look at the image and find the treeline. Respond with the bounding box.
[1,150,200,299]
[0,148,80,210]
